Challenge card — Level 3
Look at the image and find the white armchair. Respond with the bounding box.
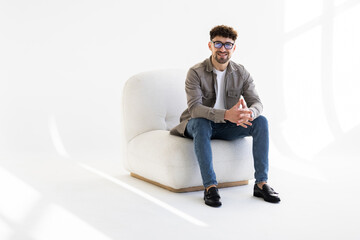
[122,69,254,192]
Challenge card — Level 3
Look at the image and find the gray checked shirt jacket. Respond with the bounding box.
[170,56,263,137]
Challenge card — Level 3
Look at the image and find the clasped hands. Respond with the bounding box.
[224,98,253,128]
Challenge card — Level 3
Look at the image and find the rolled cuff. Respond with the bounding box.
[211,108,227,123]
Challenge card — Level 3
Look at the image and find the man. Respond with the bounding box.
[170,25,280,207]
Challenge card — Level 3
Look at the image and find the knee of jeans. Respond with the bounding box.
[254,115,268,128]
[189,118,212,136]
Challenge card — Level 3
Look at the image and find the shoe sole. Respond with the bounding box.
[253,192,280,203]
[204,197,222,207]
[205,201,222,207]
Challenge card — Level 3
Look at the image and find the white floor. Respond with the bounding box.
[1,149,359,240]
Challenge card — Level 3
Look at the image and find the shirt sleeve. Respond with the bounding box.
[185,69,226,123]
[241,67,263,119]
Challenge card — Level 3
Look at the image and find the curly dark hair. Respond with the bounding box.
[210,25,238,41]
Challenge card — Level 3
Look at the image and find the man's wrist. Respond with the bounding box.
[250,109,254,119]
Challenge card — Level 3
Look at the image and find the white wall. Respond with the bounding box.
[1,0,359,167]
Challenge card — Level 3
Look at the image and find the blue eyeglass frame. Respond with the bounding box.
[212,41,234,50]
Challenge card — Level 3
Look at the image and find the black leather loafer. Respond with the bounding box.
[204,186,222,207]
[253,183,280,203]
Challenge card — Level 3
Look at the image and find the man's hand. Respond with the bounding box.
[224,99,253,128]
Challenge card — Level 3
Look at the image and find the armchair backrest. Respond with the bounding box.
[122,69,187,142]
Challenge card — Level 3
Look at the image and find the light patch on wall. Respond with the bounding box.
[48,115,70,159]
[333,4,360,133]
[284,0,323,32]
[283,26,334,160]
[334,0,350,7]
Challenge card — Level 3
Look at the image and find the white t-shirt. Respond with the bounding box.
[213,68,227,110]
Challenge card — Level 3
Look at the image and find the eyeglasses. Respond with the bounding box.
[212,41,234,50]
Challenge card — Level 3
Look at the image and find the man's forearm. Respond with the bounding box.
[188,104,227,123]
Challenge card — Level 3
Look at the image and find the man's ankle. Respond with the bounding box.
[257,182,267,190]
[206,184,217,191]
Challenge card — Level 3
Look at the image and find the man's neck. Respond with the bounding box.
[211,56,229,71]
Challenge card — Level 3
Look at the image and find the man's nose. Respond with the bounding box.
[219,45,226,51]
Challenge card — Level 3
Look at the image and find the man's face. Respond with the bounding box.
[208,36,236,65]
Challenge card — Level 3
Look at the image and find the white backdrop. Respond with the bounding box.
[1,0,359,168]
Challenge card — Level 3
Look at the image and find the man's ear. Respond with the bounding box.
[233,44,236,52]
[208,41,212,50]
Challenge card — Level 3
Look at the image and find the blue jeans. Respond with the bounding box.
[185,116,269,188]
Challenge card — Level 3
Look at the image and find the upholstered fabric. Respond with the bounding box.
[122,69,254,191]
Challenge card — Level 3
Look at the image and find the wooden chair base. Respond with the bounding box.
[130,172,249,193]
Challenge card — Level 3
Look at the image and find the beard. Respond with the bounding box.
[214,51,230,64]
